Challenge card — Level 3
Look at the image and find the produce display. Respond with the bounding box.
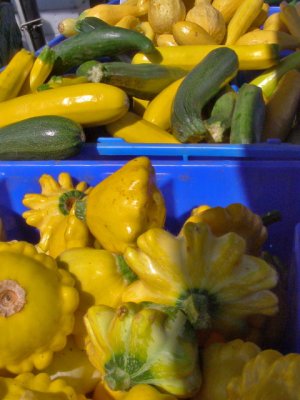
[1,0,300,158]
[0,156,297,400]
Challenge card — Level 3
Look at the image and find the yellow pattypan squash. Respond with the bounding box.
[122,384,178,400]
[57,247,137,348]
[92,381,177,400]
[122,221,278,333]
[0,372,87,399]
[42,335,100,395]
[0,241,79,374]
[84,303,201,398]
[85,156,166,254]
[93,380,125,400]
[227,350,300,399]
[22,172,93,258]
[182,203,268,256]
[193,339,261,400]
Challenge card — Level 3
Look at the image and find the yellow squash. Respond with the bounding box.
[131,43,280,71]
[132,97,150,116]
[143,77,184,130]
[280,2,300,41]
[263,12,288,32]
[225,0,264,45]
[236,29,300,50]
[122,222,278,333]
[106,111,180,143]
[172,21,217,45]
[0,241,79,374]
[80,1,148,25]
[212,0,241,24]
[193,339,261,400]
[227,350,300,399]
[0,83,129,128]
[0,48,34,102]
[29,45,56,92]
[85,156,166,253]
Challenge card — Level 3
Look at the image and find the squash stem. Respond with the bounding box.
[261,210,281,226]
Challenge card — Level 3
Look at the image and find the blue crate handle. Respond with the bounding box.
[97,138,300,161]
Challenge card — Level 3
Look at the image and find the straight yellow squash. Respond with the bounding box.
[0,49,34,102]
[225,0,264,45]
[132,43,279,70]
[212,0,242,24]
[0,83,129,128]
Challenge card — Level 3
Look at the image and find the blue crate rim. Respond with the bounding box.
[96,138,300,161]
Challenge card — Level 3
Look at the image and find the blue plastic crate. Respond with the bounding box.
[0,158,298,352]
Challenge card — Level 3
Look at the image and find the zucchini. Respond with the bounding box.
[171,47,239,143]
[230,83,265,144]
[0,115,85,160]
[76,60,187,100]
[52,17,156,74]
[205,90,237,143]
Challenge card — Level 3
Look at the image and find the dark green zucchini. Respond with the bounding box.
[52,17,156,75]
[171,47,239,143]
[76,60,187,100]
[0,115,85,160]
[230,83,265,144]
[205,91,237,143]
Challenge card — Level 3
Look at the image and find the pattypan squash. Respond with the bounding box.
[0,372,87,399]
[182,203,267,256]
[22,172,93,258]
[122,222,278,332]
[42,335,100,395]
[0,241,79,374]
[193,339,261,400]
[93,380,125,400]
[92,382,177,400]
[121,384,178,400]
[57,247,137,349]
[227,350,300,399]
[84,303,201,398]
[85,156,166,254]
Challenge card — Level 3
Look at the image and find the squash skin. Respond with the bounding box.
[0,83,129,128]
[0,115,85,160]
[171,47,238,143]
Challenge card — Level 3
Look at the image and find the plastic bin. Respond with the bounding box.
[0,157,298,351]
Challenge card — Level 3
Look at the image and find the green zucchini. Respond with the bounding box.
[0,115,85,160]
[171,47,239,143]
[230,83,265,144]
[205,91,237,143]
[76,60,187,100]
[52,17,156,75]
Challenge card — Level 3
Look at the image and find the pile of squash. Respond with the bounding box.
[1,0,300,157]
[0,156,298,399]
[59,0,300,50]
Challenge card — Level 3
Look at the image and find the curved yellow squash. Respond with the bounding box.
[0,83,129,128]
